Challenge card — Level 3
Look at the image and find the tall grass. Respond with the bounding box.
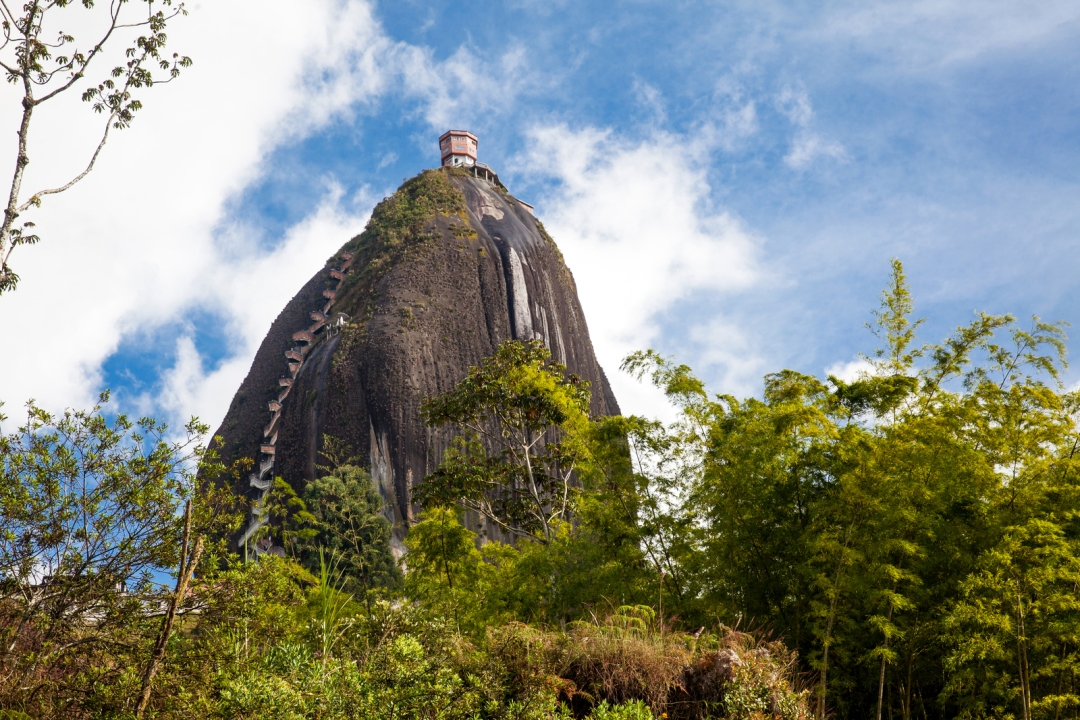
[310,548,354,667]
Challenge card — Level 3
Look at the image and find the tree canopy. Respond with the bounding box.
[416,339,594,544]
[613,260,1080,719]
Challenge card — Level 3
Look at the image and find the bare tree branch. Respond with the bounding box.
[0,1,17,25]
[17,105,112,213]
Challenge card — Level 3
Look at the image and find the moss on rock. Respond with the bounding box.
[332,169,469,321]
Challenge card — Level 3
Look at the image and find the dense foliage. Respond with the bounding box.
[7,260,1077,719]
[0,395,241,717]
[616,261,1080,720]
[301,465,400,592]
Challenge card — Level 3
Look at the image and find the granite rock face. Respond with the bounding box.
[212,168,619,549]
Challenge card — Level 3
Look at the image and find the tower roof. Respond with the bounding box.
[439,129,478,143]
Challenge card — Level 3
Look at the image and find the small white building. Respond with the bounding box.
[439,130,514,190]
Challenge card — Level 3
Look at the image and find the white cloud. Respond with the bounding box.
[811,0,1080,71]
[687,316,766,400]
[717,101,759,151]
[705,75,759,152]
[396,43,535,130]
[785,133,847,170]
[516,124,762,419]
[776,85,846,169]
[776,85,815,127]
[824,357,877,383]
[632,78,667,124]
[0,0,390,421]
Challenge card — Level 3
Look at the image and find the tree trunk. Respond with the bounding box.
[818,592,839,719]
[135,500,204,717]
[817,523,856,720]
[0,27,36,282]
[902,649,914,720]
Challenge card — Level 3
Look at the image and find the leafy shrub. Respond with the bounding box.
[588,700,655,719]
[217,671,308,720]
[711,633,810,720]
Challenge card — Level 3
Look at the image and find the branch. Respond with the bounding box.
[466,498,532,541]
[0,0,17,27]
[525,431,546,452]
[17,107,112,212]
[31,0,123,105]
[551,464,573,527]
[116,5,184,30]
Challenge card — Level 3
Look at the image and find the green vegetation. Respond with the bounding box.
[301,465,400,593]
[611,261,1080,719]
[332,169,469,320]
[7,260,1080,719]
[416,340,594,544]
[0,394,243,718]
[535,220,568,270]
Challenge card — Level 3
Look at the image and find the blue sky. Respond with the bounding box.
[1,0,1078,427]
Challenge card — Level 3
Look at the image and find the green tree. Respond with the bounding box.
[0,393,242,716]
[302,465,399,592]
[414,340,655,622]
[0,0,192,294]
[416,339,593,544]
[402,506,513,634]
[527,414,655,619]
[257,477,317,559]
[622,260,1080,719]
[945,519,1080,720]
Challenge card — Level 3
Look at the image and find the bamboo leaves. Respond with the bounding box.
[620,260,1080,718]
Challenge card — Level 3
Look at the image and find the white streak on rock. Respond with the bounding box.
[370,421,394,517]
[507,247,533,339]
[541,271,567,364]
[537,303,551,345]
